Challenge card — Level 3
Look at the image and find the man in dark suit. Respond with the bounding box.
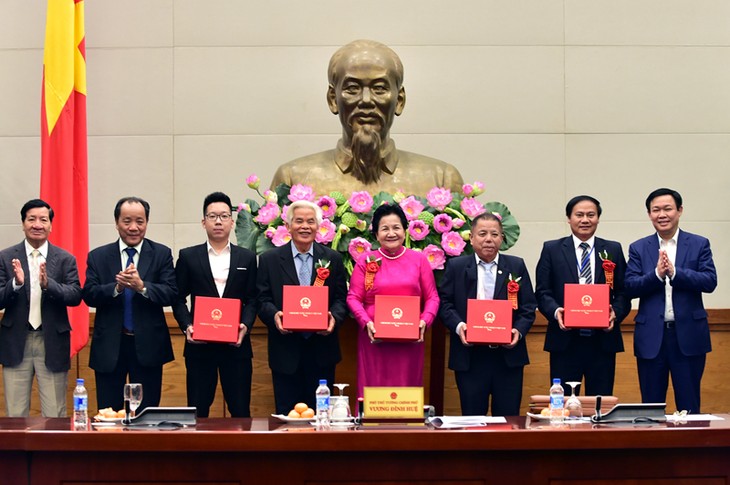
[83,197,177,412]
[439,212,537,416]
[257,200,348,415]
[625,188,716,413]
[536,195,630,396]
[0,199,82,417]
[172,192,257,417]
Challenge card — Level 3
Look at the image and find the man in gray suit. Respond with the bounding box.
[0,199,82,416]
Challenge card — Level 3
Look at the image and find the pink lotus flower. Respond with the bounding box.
[399,196,425,221]
[245,174,260,190]
[472,181,485,197]
[271,225,291,247]
[452,218,465,229]
[264,227,276,239]
[462,184,474,196]
[492,211,502,221]
[423,244,446,270]
[237,203,251,213]
[348,191,374,214]
[441,231,467,256]
[348,237,372,261]
[254,202,281,225]
[315,219,337,244]
[281,204,289,222]
[317,196,337,219]
[433,213,453,233]
[288,184,315,202]
[408,220,430,241]
[426,187,452,211]
[263,190,278,204]
[355,219,367,231]
[460,197,486,219]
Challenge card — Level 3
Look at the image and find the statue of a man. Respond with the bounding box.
[270,40,464,197]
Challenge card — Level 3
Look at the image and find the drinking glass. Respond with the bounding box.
[332,383,351,420]
[565,381,583,420]
[124,383,143,418]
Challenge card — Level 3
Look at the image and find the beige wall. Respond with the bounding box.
[0,0,728,306]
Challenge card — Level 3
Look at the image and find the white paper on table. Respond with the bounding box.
[665,414,724,422]
[428,415,507,428]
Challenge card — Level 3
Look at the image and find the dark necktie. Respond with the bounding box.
[579,242,592,284]
[123,247,137,332]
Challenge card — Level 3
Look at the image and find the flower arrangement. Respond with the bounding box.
[236,175,520,276]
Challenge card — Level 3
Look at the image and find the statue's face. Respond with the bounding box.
[329,51,405,143]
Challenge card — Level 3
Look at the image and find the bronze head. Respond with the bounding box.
[326,40,407,185]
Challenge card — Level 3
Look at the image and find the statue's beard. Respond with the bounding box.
[349,125,383,185]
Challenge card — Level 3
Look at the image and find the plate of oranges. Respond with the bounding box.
[272,402,316,422]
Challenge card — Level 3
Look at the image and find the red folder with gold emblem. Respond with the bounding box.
[282,285,329,331]
[192,296,241,343]
[466,299,513,344]
[563,284,610,328]
[373,295,421,341]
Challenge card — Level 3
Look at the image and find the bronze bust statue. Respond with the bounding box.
[271,40,464,197]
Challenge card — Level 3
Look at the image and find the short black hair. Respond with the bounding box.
[21,199,54,222]
[471,212,503,232]
[645,188,682,212]
[203,192,233,216]
[371,203,408,239]
[565,195,602,218]
[114,196,150,222]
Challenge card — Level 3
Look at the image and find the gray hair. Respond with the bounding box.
[286,200,323,226]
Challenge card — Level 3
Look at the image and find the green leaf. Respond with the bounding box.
[235,211,260,252]
[483,201,520,251]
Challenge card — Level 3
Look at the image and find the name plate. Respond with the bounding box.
[363,387,424,419]
[282,285,329,331]
[466,299,513,344]
[193,296,240,343]
[373,295,420,341]
[564,283,609,328]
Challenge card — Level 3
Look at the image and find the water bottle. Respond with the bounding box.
[549,378,565,424]
[73,378,88,430]
[315,379,331,429]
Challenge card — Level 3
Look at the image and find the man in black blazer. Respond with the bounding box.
[439,213,536,416]
[83,197,177,412]
[0,199,82,417]
[257,200,348,415]
[172,192,258,417]
[536,195,630,396]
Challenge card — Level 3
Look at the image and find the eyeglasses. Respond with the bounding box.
[205,213,232,222]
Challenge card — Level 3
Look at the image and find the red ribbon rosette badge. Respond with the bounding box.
[507,274,521,310]
[599,250,616,289]
[364,255,382,291]
[313,259,331,287]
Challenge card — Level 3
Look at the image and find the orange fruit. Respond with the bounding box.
[300,408,315,419]
[287,409,300,418]
[294,402,308,414]
[540,408,550,416]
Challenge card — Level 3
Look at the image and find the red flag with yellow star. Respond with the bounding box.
[40,0,89,357]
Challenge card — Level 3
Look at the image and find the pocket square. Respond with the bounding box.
[236,267,247,270]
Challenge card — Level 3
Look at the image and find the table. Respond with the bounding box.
[2,415,730,484]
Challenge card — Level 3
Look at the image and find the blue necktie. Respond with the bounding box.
[578,242,593,337]
[579,242,592,284]
[296,253,312,338]
[296,253,311,286]
[123,247,137,332]
[481,261,496,300]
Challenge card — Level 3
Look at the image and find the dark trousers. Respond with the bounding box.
[184,342,252,417]
[454,347,523,416]
[271,339,336,415]
[549,331,616,396]
[637,326,706,414]
[95,334,163,412]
